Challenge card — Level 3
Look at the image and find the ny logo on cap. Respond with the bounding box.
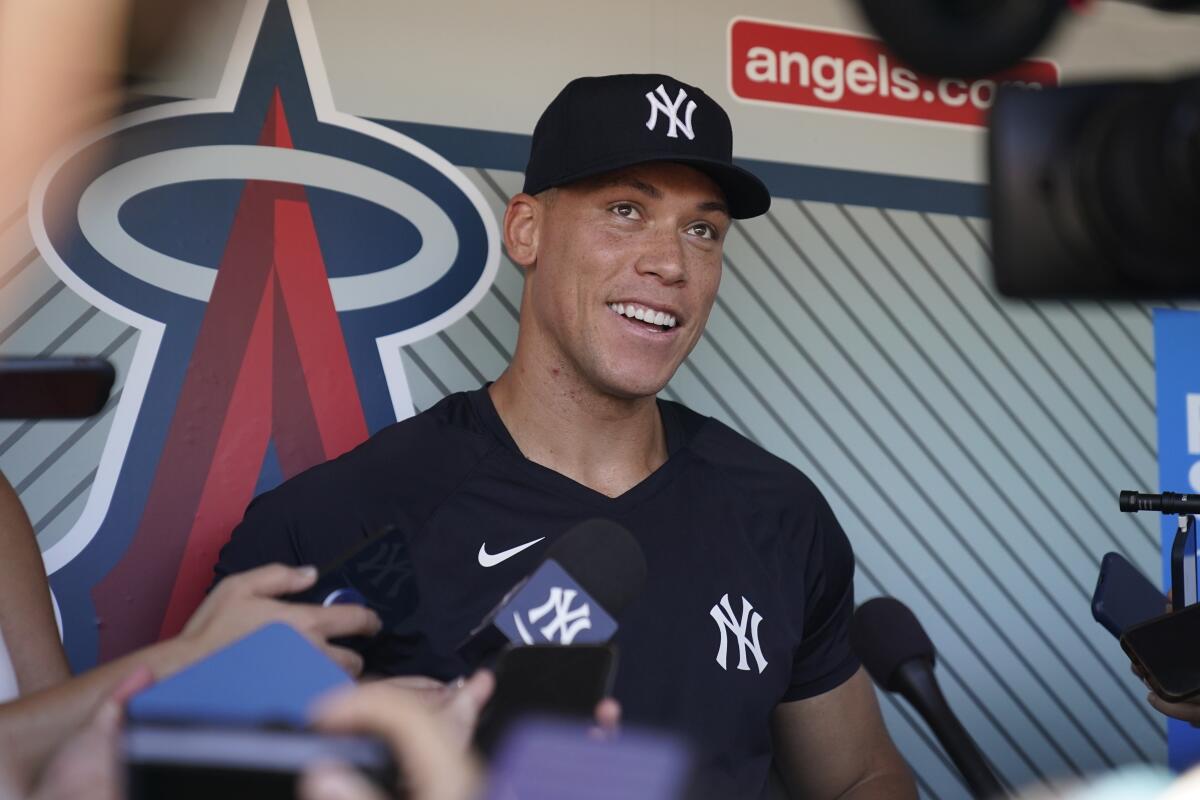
[645,83,697,140]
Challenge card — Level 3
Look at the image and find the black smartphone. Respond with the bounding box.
[1092,552,1168,638]
[124,724,396,800]
[474,644,617,757]
[0,356,115,418]
[1121,603,1200,703]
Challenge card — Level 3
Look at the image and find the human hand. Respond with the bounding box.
[180,564,381,677]
[29,666,155,800]
[301,681,481,800]
[591,696,621,739]
[1147,693,1200,726]
[372,672,621,747]
[371,672,496,750]
[1131,662,1200,727]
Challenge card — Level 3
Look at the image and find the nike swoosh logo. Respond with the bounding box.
[478,537,545,568]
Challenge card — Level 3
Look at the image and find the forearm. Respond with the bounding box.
[0,473,70,694]
[0,635,199,791]
[834,763,918,800]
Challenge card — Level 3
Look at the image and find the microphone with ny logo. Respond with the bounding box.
[460,518,647,756]
[457,518,646,666]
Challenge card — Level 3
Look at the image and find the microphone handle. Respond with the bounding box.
[894,660,1006,799]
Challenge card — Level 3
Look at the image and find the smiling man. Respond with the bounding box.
[215,74,915,799]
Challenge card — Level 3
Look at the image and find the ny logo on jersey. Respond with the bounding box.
[356,541,414,601]
[645,83,697,140]
[710,593,768,674]
[514,586,593,645]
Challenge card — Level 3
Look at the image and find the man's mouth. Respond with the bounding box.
[606,302,677,332]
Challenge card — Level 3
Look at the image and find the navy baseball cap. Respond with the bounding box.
[522,74,771,219]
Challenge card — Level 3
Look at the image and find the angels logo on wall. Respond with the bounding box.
[31,0,498,667]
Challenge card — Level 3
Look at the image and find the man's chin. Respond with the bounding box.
[595,370,675,402]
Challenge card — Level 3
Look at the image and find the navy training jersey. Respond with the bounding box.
[214,386,860,798]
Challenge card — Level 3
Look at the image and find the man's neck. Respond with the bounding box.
[488,363,668,498]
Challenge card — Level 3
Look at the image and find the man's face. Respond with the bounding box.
[517,161,731,400]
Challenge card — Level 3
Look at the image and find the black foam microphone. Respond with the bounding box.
[457,518,647,667]
[851,597,1006,800]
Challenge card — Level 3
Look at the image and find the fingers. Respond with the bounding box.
[225,563,319,598]
[305,604,382,640]
[1147,692,1200,725]
[299,763,390,800]
[321,646,366,679]
[457,670,495,715]
[371,675,447,692]
[437,670,494,749]
[313,683,478,800]
[594,697,621,732]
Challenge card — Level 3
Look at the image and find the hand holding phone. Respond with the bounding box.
[473,644,617,757]
[1121,603,1200,704]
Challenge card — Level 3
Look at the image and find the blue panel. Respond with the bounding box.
[1153,308,1200,770]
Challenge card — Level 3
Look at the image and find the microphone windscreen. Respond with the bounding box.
[545,519,646,619]
[850,596,936,692]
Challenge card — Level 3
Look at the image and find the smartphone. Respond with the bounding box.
[1092,552,1168,638]
[1121,603,1200,703]
[474,644,617,757]
[0,356,114,418]
[124,724,396,800]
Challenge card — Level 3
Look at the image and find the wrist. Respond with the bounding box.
[141,634,205,680]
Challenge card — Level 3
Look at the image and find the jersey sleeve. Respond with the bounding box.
[210,447,379,588]
[782,490,860,702]
[210,482,311,587]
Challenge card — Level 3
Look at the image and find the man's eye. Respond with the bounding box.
[611,203,641,219]
[688,222,717,240]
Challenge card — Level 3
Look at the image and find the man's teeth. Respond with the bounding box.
[608,303,676,328]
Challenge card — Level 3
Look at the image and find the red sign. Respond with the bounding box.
[728,18,1059,128]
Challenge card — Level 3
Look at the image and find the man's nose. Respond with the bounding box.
[634,228,686,284]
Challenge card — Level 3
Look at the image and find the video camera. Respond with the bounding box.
[854,0,1200,300]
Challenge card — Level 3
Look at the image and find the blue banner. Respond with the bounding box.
[1154,308,1200,770]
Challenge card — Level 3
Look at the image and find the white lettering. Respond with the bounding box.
[891,67,919,101]
[812,55,844,102]
[969,79,997,109]
[938,78,969,107]
[1187,394,1200,454]
[780,50,811,86]
[733,36,1050,123]
[846,59,877,96]
[745,46,777,83]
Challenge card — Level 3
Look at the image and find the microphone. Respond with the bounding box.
[457,518,647,667]
[851,597,1006,800]
[1120,490,1200,515]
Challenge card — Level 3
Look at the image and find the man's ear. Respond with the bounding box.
[503,193,541,270]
